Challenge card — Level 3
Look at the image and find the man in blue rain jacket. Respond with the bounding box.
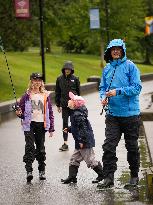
[98,39,142,189]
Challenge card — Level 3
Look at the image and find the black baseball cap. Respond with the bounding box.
[30,73,43,80]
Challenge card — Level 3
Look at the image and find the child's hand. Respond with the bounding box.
[63,128,68,133]
[49,132,53,138]
[79,143,84,149]
[15,108,22,116]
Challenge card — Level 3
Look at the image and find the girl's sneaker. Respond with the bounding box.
[39,171,46,180]
[27,172,33,183]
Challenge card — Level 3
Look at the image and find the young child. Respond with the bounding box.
[61,92,103,184]
[15,72,54,183]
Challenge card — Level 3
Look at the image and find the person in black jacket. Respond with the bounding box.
[55,61,80,151]
[61,92,103,184]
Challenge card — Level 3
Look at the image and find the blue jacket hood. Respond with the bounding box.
[104,39,126,63]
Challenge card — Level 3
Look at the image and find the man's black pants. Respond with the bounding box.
[23,122,46,172]
[102,115,140,178]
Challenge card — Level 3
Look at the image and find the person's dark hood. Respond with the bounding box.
[61,61,74,74]
[104,39,127,63]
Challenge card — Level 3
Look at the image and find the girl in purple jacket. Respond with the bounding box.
[16,72,54,183]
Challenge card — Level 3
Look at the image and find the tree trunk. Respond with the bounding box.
[144,47,151,65]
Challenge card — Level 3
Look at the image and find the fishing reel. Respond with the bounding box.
[100,105,108,115]
[100,97,109,115]
[12,104,20,111]
[12,104,24,119]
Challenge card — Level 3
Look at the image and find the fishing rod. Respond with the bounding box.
[100,66,117,115]
[0,36,19,111]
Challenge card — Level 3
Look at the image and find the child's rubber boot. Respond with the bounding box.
[92,162,104,183]
[61,165,78,184]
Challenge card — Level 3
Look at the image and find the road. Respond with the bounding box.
[0,81,153,205]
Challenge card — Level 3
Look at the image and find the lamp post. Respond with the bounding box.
[104,0,110,43]
[39,0,45,82]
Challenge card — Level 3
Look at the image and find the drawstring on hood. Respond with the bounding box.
[104,39,127,63]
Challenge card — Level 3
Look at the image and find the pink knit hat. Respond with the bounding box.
[69,92,85,108]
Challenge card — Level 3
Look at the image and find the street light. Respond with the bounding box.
[39,0,46,82]
[104,0,110,43]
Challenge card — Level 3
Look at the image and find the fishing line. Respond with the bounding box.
[0,36,19,111]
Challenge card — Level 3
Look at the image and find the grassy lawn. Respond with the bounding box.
[0,49,153,102]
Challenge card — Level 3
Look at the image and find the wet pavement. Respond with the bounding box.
[0,81,153,205]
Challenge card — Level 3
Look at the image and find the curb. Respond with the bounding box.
[141,93,153,198]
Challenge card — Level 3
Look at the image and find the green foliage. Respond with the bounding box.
[0,0,39,51]
[0,0,153,63]
[58,1,90,53]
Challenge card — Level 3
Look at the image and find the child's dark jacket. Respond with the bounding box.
[69,105,95,149]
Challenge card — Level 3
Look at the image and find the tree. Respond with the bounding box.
[141,0,153,64]
[0,0,39,51]
[0,0,152,63]
[101,0,146,56]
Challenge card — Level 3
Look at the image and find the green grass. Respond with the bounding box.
[0,49,153,102]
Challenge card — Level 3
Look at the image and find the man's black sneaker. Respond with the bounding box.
[124,177,139,189]
[39,171,46,180]
[27,172,33,183]
[129,177,139,185]
[59,143,69,151]
[97,178,114,189]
